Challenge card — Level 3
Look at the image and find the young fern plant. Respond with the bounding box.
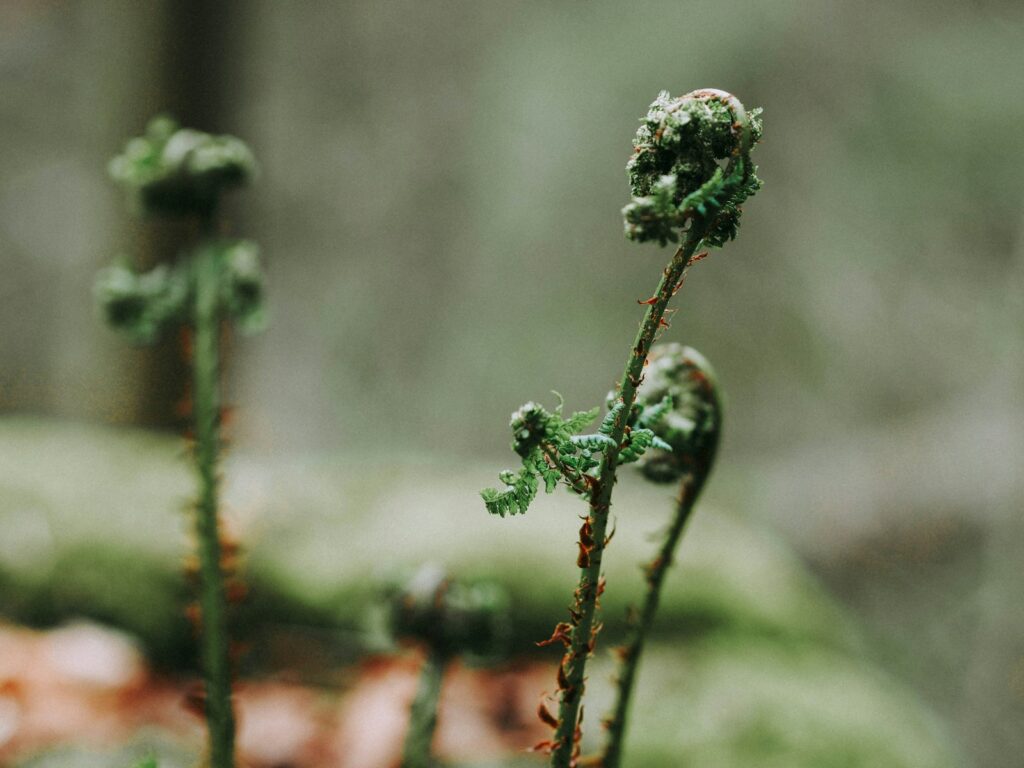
[599,343,722,768]
[481,89,762,767]
[94,116,265,768]
[382,565,509,768]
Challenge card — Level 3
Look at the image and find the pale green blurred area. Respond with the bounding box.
[1,0,1022,766]
[0,419,962,767]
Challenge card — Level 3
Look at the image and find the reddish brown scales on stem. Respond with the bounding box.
[538,622,575,648]
[604,522,616,547]
[576,543,591,568]
[530,738,561,754]
[644,556,665,583]
[579,518,595,549]
[538,700,560,729]
[557,659,572,692]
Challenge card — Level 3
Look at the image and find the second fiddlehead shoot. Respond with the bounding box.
[383,566,509,768]
[599,344,723,768]
[481,89,762,767]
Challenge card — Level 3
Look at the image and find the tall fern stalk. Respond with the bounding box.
[600,346,723,768]
[192,221,236,768]
[95,117,264,768]
[480,89,762,766]
[548,225,706,767]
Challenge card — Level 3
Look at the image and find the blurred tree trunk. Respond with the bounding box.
[131,0,242,428]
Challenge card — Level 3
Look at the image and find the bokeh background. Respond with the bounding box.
[1,1,1022,766]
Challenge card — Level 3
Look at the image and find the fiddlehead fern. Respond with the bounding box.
[481,88,761,768]
[108,115,256,217]
[95,117,264,768]
[599,344,723,768]
[623,89,762,248]
[383,566,509,768]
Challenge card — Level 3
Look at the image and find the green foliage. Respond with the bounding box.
[109,116,257,217]
[481,397,670,517]
[623,90,762,247]
[481,466,539,518]
[219,240,267,334]
[93,261,188,344]
[97,115,265,345]
[94,241,266,343]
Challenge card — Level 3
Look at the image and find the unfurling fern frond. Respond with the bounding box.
[599,402,625,436]
[635,395,673,430]
[622,175,685,246]
[623,89,762,248]
[483,397,628,515]
[571,433,616,451]
[617,427,672,465]
[563,406,601,434]
[481,467,539,517]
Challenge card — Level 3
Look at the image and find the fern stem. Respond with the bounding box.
[548,223,707,768]
[401,649,447,768]
[541,445,592,498]
[600,470,707,768]
[192,228,236,768]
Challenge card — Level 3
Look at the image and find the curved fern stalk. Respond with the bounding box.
[599,345,723,768]
[95,117,264,768]
[544,224,707,767]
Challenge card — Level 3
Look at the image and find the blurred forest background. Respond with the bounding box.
[1,1,1022,766]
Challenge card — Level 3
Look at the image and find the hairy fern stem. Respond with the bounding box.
[192,226,236,768]
[96,117,265,768]
[548,223,707,768]
[599,473,705,767]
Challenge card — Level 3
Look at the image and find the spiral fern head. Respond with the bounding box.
[623,89,763,247]
[109,115,257,217]
[385,565,510,661]
[633,343,722,484]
